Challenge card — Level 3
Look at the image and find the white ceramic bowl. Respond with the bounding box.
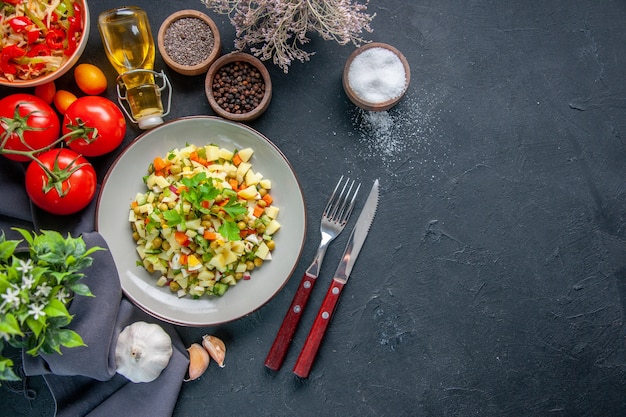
[96,116,306,326]
[0,0,90,87]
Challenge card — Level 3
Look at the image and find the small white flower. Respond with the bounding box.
[1,285,21,309]
[21,273,36,289]
[16,258,34,274]
[55,288,70,304]
[34,283,52,298]
[27,303,46,320]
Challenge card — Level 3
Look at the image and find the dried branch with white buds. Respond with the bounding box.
[201,0,375,73]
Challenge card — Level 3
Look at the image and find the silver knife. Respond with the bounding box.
[293,179,379,378]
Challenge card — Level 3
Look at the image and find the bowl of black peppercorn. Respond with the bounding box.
[205,52,272,122]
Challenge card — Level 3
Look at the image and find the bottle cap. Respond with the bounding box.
[137,115,164,130]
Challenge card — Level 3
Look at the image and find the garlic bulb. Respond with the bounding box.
[115,321,173,383]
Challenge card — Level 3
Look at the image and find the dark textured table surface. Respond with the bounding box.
[2,0,626,416]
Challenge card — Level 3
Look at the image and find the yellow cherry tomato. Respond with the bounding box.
[53,90,78,114]
[74,63,108,95]
[34,81,56,104]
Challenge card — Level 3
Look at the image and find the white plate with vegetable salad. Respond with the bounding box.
[96,116,306,326]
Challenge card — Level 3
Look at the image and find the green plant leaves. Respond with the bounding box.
[0,239,19,263]
[44,298,70,318]
[68,282,93,297]
[0,228,104,384]
[0,313,22,337]
[0,356,19,382]
[56,329,86,349]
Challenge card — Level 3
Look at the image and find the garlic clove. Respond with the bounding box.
[185,343,210,382]
[202,334,226,368]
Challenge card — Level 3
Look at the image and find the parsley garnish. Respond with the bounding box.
[180,173,220,213]
[163,209,183,227]
[219,221,242,241]
[220,190,248,218]
[163,172,248,241]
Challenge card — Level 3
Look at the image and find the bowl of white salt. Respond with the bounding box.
[343,42,410,112]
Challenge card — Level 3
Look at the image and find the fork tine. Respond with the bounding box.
[328,177,351,219]
[324,176,361,223]
[323,175,345,216]
[338,182,360,224]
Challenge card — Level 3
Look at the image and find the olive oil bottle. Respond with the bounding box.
[98,7,169,129]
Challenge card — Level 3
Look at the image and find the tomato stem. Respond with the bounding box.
[63,116,98,145]
[0,104,90,189]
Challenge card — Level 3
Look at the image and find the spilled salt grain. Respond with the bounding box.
[351,91,445,174]
[358,111,402,157]
[348,47,406,103]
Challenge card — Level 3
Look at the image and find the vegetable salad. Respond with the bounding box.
[129,144,281,298]
[0,0,84,81]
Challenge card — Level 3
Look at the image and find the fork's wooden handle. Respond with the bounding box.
[265,273,317,371]
[293,279,345,378]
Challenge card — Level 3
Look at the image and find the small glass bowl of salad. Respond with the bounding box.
[0,0,90,87]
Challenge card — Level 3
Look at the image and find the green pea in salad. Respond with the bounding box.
[129,144,281,298]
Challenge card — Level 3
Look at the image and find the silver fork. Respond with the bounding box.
[265,176,360,371]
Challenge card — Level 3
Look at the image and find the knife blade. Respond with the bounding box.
[293,179,379,378]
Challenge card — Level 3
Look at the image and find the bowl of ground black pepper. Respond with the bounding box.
[158,10,221,76]
[205,52,272,122]
[343,42,410,112]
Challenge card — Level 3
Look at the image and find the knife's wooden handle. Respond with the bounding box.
[265,273,317,371]
[293,279,345,378]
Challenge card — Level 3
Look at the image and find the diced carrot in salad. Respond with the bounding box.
[129,144,281,299]
[262,193,273,205]
[232,152,242,166]
[152,156,169,173]
[203,230,217,240]
[252,205,265,218]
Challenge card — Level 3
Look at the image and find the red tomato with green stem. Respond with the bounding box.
[25,148,97,215]
[63,96,126,157]
[0,93,60,162]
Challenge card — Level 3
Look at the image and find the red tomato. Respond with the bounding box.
[63,96,126,157]
[25,148,97,215]
[0,93,60,162]
[34,81,56,104]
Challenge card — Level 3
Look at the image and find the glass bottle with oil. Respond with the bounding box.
[98,7,171,129]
